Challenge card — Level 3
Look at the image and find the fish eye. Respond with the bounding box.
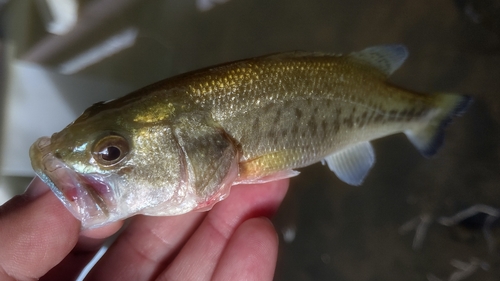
[92,134,129,166]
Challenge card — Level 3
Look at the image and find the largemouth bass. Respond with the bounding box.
[30,45,471,228]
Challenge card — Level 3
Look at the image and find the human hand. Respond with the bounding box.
[0,177,289,281]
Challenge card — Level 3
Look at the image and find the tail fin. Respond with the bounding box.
[405,93,472,157]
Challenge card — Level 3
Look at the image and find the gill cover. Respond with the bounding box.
[173,113,240,201]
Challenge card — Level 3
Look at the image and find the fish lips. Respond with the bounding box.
[30,136,118,229]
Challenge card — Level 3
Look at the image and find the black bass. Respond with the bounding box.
[30,45,471,228]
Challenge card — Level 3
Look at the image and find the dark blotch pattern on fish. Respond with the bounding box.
[308,116,317,136]
[335,107,342,118]
[321,119,328,136]
[267,130,276,138]
[332,119,340,134]
[295,108,303,119]
[343,109,355,128]
[263,103,274,113]
[373,113,384,123]
[274,109,282,123]
[252,118,260,130]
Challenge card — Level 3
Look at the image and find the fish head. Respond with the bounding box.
[30,100,194,229]
[30,98,239,229]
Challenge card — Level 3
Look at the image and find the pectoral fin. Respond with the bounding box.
[322,141,375,186]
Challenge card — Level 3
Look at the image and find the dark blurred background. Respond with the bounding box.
[1,0,499,280]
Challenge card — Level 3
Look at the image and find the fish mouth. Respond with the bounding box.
[30,137,116,229]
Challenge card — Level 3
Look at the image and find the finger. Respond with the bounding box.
[85,212,205,281]
[158,179,289,281]
[212,217,278,281]
[0,178,123,281]
[41,221,123,281]
[0,178,80,280]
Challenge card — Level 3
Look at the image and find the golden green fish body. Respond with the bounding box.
[29,45,471,228]
[179,52,437,180]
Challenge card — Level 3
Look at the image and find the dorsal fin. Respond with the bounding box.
[349,45,408,76]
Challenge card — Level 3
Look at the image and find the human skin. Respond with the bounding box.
[0,177,289,281]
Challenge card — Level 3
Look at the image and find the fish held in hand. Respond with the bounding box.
[29,45,472,228]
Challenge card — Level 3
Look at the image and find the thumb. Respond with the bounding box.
[0,177,80,280]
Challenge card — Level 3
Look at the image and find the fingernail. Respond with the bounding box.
[24,177,50,200]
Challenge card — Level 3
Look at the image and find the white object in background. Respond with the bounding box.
[36,0,79,35]
[0,180,13,205]
[58,27,139,75]
[281,225,296,243]
[2,61,76,176]
[1,60,132,177]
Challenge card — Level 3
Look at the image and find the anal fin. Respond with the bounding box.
[322,141,375,186]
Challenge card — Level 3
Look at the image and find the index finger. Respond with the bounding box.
[0,178,122,281]
[0,178,81,280]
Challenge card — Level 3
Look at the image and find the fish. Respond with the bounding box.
[29,45,472,229]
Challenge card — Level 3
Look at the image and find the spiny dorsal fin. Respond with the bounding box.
[322,141,375,186]
[349,45,408,76]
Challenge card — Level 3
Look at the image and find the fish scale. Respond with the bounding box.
[178,53,434,179]
[29,45,472,228]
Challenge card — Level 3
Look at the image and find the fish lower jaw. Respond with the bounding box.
[30,137,118,229]
[39,169,117,229]
[59,175,122,228]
